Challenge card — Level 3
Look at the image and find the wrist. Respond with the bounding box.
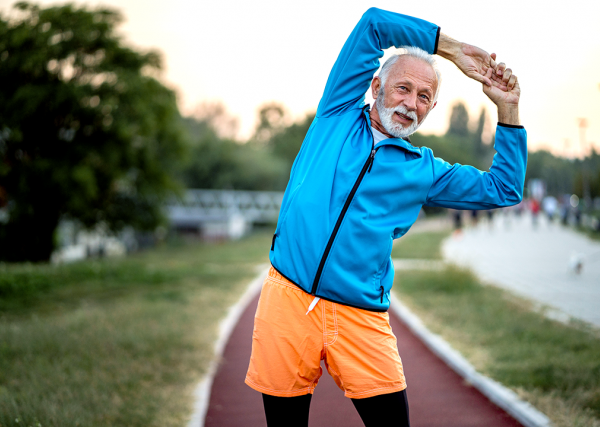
[497,104,520,126]
[436,33,461,63]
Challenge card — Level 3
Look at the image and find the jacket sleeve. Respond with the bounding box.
[316,7,439,118]
[424,124,528,209]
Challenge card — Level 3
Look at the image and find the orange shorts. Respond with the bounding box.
[245,267,406,399]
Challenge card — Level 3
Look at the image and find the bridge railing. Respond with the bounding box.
[166,189,284,231]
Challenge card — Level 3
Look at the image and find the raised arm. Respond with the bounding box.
[318,8,508,118]
[425,65,526,209]
[316,7,439,117]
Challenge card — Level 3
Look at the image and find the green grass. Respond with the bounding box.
[0,231,272,427]
[390,230,449,259]
[576,225,600,242]
[393,231,600,427]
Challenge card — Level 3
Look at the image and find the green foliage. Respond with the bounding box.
[526,149,576,196]
[525,148,600,199]
[0,2,187,261]
[447,102,471,138]
[179,102,313,192]
[267,112,315,167]
[253,102,287,143]
[573,149,600,200]
[412,132,482,168]
[180,115,289,191]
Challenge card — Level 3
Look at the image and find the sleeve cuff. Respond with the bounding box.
[433,27,441,54]
[497,122,524,129]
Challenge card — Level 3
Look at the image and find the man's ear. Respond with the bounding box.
[371,77,381,99]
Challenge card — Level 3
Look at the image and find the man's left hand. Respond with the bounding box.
[482,64,520,107]
[482,63,521,125]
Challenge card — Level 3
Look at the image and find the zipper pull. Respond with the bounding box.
[380,285,384,303]
[367,149,376,173]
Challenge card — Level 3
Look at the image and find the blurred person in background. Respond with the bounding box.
[470,209,480,227]
[530,197,541,228]
[450,209,463,235]
[543,195,558,222]
[246,7,526,426]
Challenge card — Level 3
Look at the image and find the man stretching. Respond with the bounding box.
[246,7,525,426]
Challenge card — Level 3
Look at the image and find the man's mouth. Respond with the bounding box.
[395,111,413,122]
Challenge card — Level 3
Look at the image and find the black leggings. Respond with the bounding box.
[262,390,410,427]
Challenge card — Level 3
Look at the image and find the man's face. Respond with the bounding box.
[374,56,438,138]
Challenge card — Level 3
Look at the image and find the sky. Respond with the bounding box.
[2,0,600,157]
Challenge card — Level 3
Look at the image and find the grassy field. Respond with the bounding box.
[393,229,600,427]
[0,231,272,427]
[391,229,448,259]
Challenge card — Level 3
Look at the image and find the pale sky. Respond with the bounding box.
[2,0,600,157]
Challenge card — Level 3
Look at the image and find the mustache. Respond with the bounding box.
[392,106,417,121]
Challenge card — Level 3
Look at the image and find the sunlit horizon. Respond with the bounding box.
[2,0,599,158]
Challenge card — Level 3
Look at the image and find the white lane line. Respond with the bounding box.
[390,293,552,427]
[187,264,269,427]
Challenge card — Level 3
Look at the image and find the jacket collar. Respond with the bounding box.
[362,104,423,157]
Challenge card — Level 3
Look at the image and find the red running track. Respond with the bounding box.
[204,293,523,427]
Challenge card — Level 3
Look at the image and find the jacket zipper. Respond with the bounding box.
[310,109,376,295]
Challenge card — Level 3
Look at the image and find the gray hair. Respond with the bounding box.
[378,46,442,103]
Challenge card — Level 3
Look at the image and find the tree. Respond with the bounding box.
[267,112,314,167]
[181,110,289,192]
[0,3,186,262]
[447,102,470,138]
[253,102,287,144]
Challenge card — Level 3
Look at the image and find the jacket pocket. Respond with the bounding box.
[372,235,393,290]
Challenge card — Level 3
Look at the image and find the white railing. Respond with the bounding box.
[166,189,284,227]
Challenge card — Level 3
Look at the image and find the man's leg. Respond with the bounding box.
[262,393,312,427]
[351,390,410,427]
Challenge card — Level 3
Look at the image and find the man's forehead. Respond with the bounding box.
[387,56,437,88]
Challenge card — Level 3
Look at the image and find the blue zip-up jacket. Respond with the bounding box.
[270,7,527,312]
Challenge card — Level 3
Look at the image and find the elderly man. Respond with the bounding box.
[246,7,526,426]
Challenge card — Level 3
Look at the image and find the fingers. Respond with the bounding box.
[507,73,517,91]
[495,62,506,77]
[490,75,508,91]
[496,67,517,91]
[489,53,497,70]
[477,67,493,87]
[491,58,518,91]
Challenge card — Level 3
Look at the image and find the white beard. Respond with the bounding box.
[375,91,424,139]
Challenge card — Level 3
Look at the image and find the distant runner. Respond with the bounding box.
[246,7,526,426]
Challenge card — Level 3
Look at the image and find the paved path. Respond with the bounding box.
[204,293,523,427]
[442,213,600,327]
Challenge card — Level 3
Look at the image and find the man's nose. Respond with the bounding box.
[402,92,418,111]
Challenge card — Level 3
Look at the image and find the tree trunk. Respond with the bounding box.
[0,209,60,262]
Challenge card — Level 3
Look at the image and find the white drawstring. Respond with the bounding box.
[306,297,320,315]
